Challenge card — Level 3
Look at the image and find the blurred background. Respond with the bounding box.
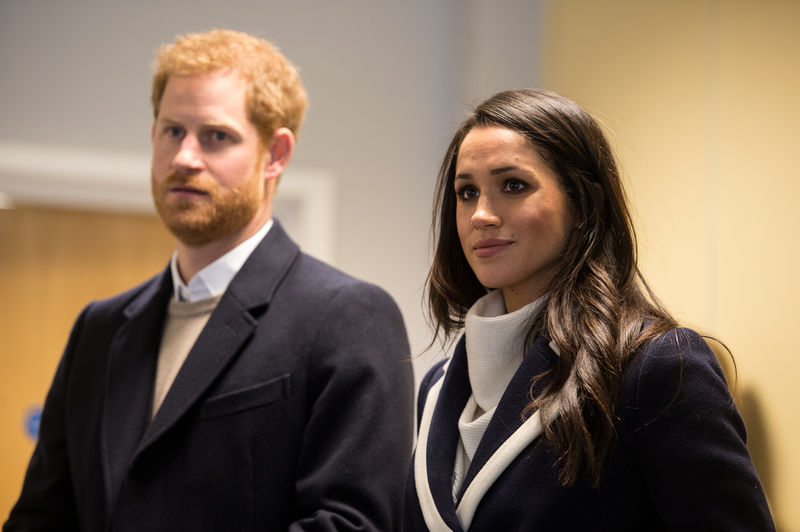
[1,0,797,528]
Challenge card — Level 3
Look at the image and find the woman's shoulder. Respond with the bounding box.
[622,326,735,422]
[616,330,773,530]
[627,326,721,378]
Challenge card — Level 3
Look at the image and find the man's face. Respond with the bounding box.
[151,70,268,246]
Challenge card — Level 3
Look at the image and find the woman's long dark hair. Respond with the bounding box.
[427,89,677,487]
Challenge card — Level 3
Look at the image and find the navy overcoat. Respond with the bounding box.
[7,220,415,531]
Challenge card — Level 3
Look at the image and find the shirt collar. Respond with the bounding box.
[170,219,273,302]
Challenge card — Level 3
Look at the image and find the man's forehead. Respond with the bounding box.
[158,72,248,117]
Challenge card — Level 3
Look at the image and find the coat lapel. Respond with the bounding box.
[137,287,259,449]
[101,269,172,511]
[451,335,558,529]
[137,220,300,455]
[459,334,557,493]
[417,337,470,531]
[102,221,300,510]
[417,335,559,530]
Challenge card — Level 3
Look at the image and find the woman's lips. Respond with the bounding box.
[473,239,512,258]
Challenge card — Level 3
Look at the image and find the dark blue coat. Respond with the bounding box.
[6,220,414,532]
[405,329,774,531]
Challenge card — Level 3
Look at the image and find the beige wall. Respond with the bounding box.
[541,1,799,529]
[0,207,175,518]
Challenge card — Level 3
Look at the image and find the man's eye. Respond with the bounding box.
[210,131,229,142]
[167,127,183,138]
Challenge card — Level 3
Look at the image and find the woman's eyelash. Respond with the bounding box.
[454,185,478,200]
[454,178,529,200]
[503,179,528,192]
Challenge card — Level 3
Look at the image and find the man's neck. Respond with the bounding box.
[175,216,268,283]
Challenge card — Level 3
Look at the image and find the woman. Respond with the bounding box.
[405,89,774,531]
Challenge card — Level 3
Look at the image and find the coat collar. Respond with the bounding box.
[101,219,300,512]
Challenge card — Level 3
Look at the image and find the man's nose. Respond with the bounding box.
[172,135,204,172]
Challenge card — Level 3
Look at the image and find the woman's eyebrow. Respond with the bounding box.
[490,165,520,175]
[455,165,523,181]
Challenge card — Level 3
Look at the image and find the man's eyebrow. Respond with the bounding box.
[201,121,237,129]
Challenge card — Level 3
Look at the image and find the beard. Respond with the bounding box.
[151,166,264,247]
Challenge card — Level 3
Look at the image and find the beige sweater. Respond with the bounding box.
[151,295,222,419]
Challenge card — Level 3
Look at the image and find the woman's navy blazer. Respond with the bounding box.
[405,329,774,531]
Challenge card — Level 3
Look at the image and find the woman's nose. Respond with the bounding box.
[471,195,501,228]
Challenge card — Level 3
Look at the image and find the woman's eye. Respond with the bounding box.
[456,186,479,200]
[503,179,527,193]
[167,126,183,138]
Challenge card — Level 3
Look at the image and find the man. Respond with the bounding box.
[5,29,414,531]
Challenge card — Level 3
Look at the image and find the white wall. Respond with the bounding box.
[0,0,543,375]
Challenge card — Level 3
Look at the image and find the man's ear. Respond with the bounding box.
[263,127,295,180]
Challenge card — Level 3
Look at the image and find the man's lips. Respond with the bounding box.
[167,185,209,197]
[473,238,512,258]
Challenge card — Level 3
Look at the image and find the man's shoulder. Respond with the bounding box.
[289,252,390,299]
[244,221,391,300]
[84,269,168,317]
[243,223,401,317]
[266,252,402,328]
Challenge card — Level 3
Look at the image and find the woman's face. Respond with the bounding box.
[455,126,575,313]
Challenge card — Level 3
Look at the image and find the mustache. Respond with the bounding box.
[160,171,192,186]
[155,172,211,191]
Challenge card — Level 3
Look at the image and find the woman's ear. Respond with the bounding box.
[263,127,295,180]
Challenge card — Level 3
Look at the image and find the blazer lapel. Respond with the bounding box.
[461,334,557,484]
[418,337,471,531]
[417,335,558,531]
[101,269,172,511]
[135,220,300,456]
[453,335,558,524]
